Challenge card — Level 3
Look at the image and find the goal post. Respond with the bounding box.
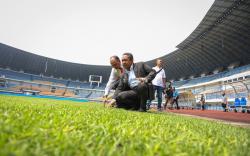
[89,75,102,87]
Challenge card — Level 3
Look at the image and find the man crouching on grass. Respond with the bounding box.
[107,53,156,112]
[103,55,123,106]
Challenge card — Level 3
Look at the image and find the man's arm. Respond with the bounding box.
[104,68,116,97]
[112,73,128,99]
[162,70,166,88]
[162,78,166,88]
[143,63,156,83]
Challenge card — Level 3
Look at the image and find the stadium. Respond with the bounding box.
[0,0,250,155]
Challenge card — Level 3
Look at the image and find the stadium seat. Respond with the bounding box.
[240,97,248,113]
[240,97,247,106]
[234,97,248,113]
[233,98,240,112]
[234,98,240,107]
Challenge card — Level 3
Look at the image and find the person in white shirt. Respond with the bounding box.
[147,59,166,110]
[103,56,123,100]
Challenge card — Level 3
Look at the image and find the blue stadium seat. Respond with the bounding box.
[233,97,248,113]
[234,98,240,107]
[240,97,247,106]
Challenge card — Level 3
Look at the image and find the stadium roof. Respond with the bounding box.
[0,43,111,82]
[177,0,248,49]
[147,0,250,80]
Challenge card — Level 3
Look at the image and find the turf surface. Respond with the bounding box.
[0,95,249,156]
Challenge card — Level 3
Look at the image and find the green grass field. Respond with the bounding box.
[0,95,249,156]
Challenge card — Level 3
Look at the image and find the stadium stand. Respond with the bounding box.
[0,0,249,108]
[0,68,105,99]
[173,64,250,88]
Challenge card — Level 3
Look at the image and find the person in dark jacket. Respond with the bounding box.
[109,53,156,112]
[200,94,206,110]
[164,83,173,110]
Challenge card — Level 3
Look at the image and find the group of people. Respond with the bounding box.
[102,54,232,113]
[103,52,180,112]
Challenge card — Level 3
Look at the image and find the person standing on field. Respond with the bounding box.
[147,59,166,111]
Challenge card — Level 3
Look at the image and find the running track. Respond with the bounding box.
[167,109,250,124]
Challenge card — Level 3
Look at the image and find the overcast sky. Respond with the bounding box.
[0,0,214,65]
